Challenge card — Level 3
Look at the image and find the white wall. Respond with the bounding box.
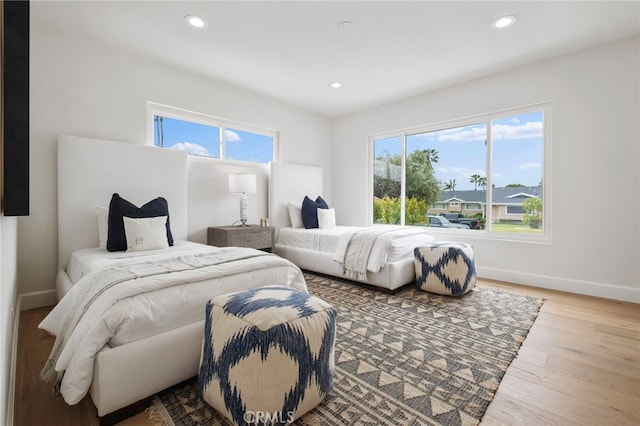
[23,8,639,307]
[22,12,332,299]
[332,36,640,303]
[0,216,18,425]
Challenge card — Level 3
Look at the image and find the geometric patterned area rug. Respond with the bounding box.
[148,272,543,426]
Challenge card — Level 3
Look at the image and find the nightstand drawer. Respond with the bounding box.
[207,226,274,250]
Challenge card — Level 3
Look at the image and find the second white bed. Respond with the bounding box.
[275,225,434,291]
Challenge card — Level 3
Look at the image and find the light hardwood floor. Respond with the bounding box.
[14,279,640,425]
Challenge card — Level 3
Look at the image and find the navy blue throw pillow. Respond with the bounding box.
[301,195,329,229]
[107,193,174,252]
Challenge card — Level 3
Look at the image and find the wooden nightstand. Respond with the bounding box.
[207,225,274,252]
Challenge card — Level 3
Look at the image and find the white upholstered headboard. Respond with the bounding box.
[268,162,323,233]
[57,135,188,269]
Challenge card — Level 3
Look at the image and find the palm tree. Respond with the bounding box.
[470,174,482,190]
[154,116,164,147]
[444,179,456,191]
[425,148,439,164]
[470,174,488,190]
[478,176,487,189]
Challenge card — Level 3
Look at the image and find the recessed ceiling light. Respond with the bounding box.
[330,82,342,88]
[185,15,208,29]
[338,21,355,31]
[491,15,517,29]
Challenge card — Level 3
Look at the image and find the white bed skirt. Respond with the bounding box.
[274,244,415,291]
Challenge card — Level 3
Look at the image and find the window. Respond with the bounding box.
[465,203,482,211]
[148,102,277,164]
[506,205,525,214]
[373,136,402,225]
[371,104,548,239]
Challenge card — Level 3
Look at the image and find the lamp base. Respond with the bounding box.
[238,193,249,226]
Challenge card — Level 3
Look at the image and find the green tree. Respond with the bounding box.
[470,174,485,190]
[522,197,543,229]
[406,149,441,207]
[373,151,401,199]
[373,149,440,224]
[443,179,456,191]
[506,183,525,187]
[478,176,486,189]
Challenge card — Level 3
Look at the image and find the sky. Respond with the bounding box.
[156,110,543,189]
[375,110,544,190]
[154,116,274,163]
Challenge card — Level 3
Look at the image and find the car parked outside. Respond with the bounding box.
[427,215,470,229]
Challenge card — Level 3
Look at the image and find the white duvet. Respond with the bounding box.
[39,243,306,405]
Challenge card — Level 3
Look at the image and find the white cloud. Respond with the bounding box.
[408,119,541,144]
[225,129,241,142]
[413,126,485,142]
[436,166,473,174]
[493,121,542,140]
[520,162,542,170]
[170,142,210,156]
[436,126,486,142]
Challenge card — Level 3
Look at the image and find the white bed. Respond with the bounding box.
[268,162,434,291]
[49,135,306,423]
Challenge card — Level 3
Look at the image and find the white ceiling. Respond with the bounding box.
[32,1,640,118]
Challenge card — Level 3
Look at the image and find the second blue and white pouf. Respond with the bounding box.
[414,242,477,296]
[198,285,337,425]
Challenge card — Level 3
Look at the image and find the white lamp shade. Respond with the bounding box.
[228,174,256,194]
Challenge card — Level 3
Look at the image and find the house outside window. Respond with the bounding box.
[148,102,278,164]
[371,103,549,240]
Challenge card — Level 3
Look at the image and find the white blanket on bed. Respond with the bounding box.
[39,245,306,405]
[335,226,433,279]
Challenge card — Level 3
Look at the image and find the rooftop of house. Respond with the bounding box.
[439,186,543,204]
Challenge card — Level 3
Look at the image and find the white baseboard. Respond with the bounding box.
[478,266,640,303]
[18,290,57,311]
[6,296,21,426]
[7,290,58,425]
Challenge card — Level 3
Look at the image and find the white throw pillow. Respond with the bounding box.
[123,216,169,252]
[96,206,109,249]
[287,202,304,228]
[317,208,336,229]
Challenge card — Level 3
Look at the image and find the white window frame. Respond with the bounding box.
[147,102,279,164]
[368,102,551,244]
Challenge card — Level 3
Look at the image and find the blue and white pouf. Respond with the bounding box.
[199,285,337,425]
[414,242,477,296]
